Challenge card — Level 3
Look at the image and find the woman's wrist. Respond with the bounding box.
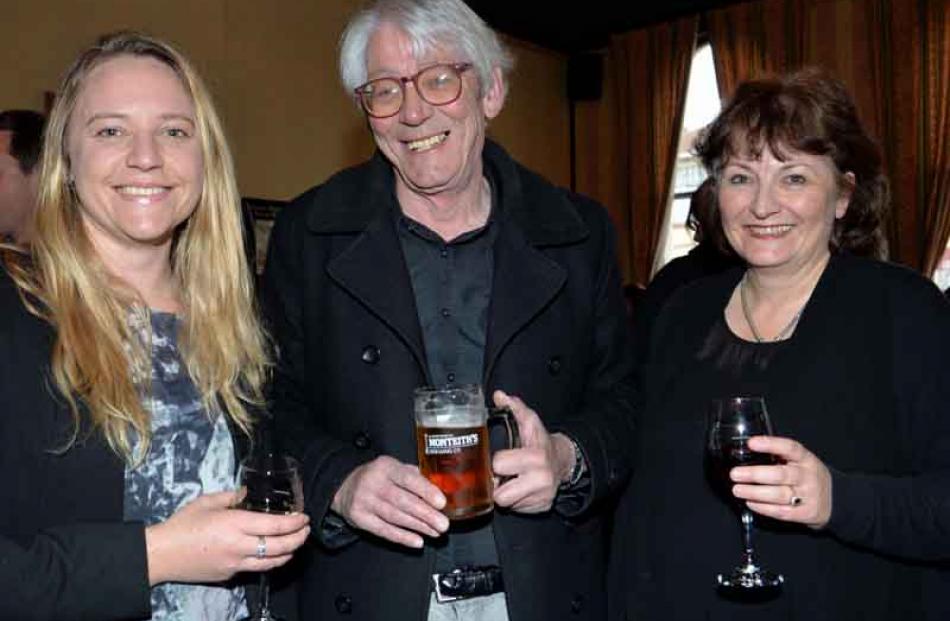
[144,522,173,586]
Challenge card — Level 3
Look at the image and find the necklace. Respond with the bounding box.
[739,273,805,343]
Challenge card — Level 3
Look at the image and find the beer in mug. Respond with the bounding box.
[413,385,519,520]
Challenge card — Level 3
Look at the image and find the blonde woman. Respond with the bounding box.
[0,32,309,620]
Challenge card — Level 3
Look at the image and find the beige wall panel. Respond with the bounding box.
[0,1,226,110]
[0,1,569,200]
[222,0,373,199]
[489,38,570,189]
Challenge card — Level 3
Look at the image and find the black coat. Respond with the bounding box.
[261,140,637,621]
[0,267,256,620]
[0,268,151,620]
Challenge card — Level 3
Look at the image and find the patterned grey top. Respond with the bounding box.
[124,310,248,620]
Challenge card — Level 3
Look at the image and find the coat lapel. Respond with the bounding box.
[325,208,428,378]
[483,224,566,383]
[481,140,587,383]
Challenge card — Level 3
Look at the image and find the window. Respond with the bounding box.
[933,244,950,292]
[653,43,721,274]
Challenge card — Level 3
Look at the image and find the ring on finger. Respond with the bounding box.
[789,490,803,507]
[256,535,267,559]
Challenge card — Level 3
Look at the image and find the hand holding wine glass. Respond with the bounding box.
[144,488,309,586]
[706,397,783,591]
[729,435,833,529]
[237,453,306,621]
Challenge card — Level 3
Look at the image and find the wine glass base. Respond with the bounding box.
[717,565,784,591]
[239,611,283,621]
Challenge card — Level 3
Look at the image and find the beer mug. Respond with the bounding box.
[414,385,521,520]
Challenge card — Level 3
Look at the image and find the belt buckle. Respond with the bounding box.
[432,571,463,603]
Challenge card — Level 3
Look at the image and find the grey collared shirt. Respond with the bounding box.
[395,193,501,572]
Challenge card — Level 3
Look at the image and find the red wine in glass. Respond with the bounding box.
[706,397,784,592]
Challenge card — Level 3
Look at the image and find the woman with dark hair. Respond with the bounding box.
[611,68,950,620]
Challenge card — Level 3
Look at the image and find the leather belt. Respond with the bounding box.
[432,565,505,603]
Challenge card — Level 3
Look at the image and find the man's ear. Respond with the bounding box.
[482,66,507,120]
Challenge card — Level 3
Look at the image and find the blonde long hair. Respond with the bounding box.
[8,32,269,463]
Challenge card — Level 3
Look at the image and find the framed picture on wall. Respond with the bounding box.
[242,197,289,275]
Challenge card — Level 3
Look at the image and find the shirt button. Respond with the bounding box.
[335,595,353,614]
[447,372,456,383]
[440,248,449,258]
[353,432,371,450]
[361,346,380,364]
[440,308,450,318]
[570,594,584,613]
[547,356,562,375]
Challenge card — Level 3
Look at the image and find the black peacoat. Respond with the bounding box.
[261,140,637,621]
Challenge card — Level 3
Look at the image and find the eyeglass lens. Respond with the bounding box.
[358,64,465,117]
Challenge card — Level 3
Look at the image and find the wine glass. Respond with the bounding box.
[706,397,784,592]
[237,453,304,621]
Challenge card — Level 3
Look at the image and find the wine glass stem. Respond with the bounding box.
[258,572,271,613]
[740,509,757,567]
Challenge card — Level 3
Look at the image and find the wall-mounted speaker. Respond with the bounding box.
[567,53,604,102]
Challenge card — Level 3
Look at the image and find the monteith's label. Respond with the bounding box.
[424,433,480,455]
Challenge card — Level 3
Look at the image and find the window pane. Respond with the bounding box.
[933,246,950,292]
[654,44,720,274]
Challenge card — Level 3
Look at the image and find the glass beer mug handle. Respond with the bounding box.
[488,406,520,486]
[488,406,521,449]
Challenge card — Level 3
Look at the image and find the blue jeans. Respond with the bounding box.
[426,592,509,621]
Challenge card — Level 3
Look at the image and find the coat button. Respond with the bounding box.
[353,432,371,450]
[570,594,584,613]
[361,346,380,364]
[547,356,562,375]
[335,594,352,614]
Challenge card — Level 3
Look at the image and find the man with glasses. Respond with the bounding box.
[262,1,636,619]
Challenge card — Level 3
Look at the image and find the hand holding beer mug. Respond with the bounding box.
[414,385,521,520]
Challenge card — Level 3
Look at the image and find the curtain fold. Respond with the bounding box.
[614,17,698,285]
[572,17,698,285]
[707,0,805,101]
[921,0,950,276]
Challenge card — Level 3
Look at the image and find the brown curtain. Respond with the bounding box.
[707,0,805,101]
[573,16,698,286]
[921,0,950,276]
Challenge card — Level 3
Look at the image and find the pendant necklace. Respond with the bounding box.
[739,272,805,343]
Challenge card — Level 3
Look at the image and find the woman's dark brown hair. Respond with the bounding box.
[694,68,889,259]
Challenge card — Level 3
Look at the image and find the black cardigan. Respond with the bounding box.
[0,267,151,619]
[611,254,950,620]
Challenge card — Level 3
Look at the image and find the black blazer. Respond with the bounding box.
[262,140,637,621]
[0,268,151,620]
[0,268,256,620]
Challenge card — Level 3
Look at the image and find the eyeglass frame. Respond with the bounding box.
[353,62,473,119]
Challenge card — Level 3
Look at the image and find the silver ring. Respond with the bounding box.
[790,495,803,507]
[256,535,267,559]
